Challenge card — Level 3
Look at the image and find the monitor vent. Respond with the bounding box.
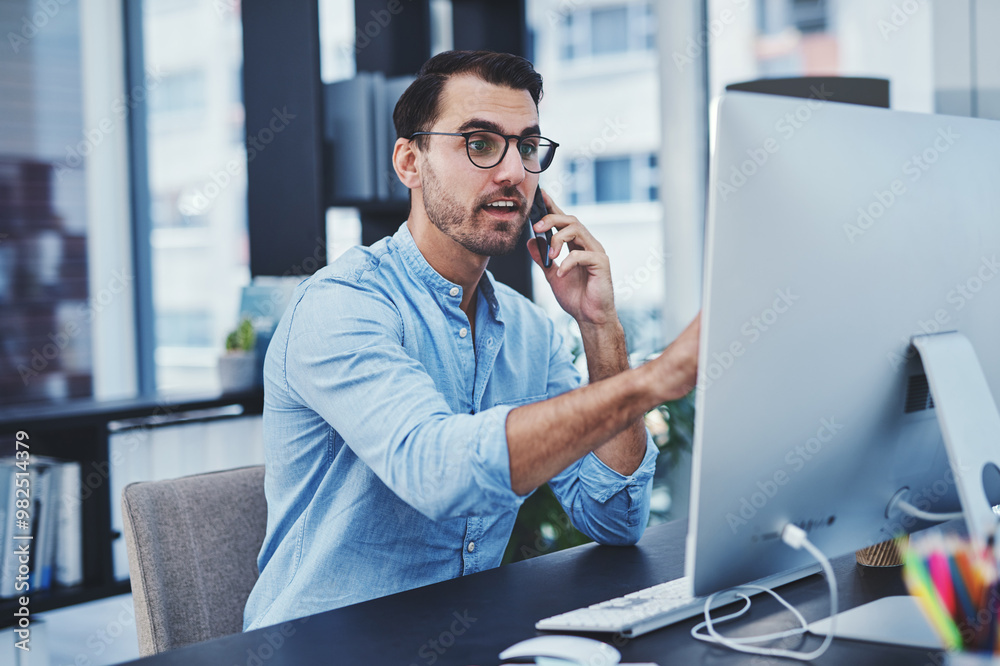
[905,373,935,413]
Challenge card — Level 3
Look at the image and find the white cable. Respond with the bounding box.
[896,499,964,522]
[691,586,810,644]
[689,524,838,661]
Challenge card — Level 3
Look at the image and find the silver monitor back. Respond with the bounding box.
[688,92,1000,597]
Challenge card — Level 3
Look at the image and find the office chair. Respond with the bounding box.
[121,465,267,656]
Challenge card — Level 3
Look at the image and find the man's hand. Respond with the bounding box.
[648,313,701,403]
[526,189,616,329]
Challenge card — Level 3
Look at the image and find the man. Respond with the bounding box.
[243,50,699,631]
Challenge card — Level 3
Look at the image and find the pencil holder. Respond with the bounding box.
[856,536,907,567]
[902,531,1000,655]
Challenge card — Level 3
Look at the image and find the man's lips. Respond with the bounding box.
[480,199,525,215]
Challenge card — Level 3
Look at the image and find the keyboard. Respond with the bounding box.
[535,565,820,638]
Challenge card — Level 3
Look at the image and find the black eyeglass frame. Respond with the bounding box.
[408,130,560,173]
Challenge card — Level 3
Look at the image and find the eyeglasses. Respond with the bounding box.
[409,130,559,173]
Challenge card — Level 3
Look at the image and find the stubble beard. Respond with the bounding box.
[420,160,527,257]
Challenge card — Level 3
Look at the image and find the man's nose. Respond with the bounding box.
[492,138,526,184]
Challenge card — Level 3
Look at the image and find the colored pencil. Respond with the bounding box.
[902,532,1000,654]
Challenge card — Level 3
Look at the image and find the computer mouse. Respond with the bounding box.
[499,635,621,665]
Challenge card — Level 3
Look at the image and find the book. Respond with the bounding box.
[0,459,21,597]
[29,458,54,590]
[0,462,12,597]
[54,461,82,586]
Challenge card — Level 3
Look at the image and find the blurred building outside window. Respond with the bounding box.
[560,1,655,60]
[530,0,667,372]
[0,0,136,406]
[144,0,249,393]
[709,0,934,113]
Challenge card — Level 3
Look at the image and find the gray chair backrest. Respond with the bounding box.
[121,465,267,656]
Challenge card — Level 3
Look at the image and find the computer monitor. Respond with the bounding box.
[687,91,1000,599]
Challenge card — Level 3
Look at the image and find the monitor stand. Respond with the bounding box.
[913,331,1000,547]
[809,331,1000,649]
[807,595,943,649]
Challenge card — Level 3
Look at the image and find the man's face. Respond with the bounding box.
[415,74,540,257]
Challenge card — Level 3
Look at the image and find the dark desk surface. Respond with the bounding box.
[123,519,935,665]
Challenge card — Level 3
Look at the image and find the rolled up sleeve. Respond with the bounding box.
[282,277,526,521]
[542,323,658,546]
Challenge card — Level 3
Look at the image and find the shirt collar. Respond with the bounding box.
[394,221,503,320]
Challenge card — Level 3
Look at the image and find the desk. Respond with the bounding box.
[121,520,935,665]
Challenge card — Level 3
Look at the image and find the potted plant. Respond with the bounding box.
[218,317,258,392]
[646,392,696,524]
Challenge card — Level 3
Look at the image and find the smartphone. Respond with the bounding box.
[529,189,553,268]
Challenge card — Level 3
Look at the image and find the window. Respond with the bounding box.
[790,0,828,33]
[759,0,828,35]
[0,0,136,406]
[568,153,660,205]
[646,153,659,202]
[529,0,673,527]
[151,191,207,228]
[591,7,629,55]
[143,0,249,393]
[149,70,206,117]
[156,310,215,347]
[717,0,933,113]
[594,157,631,202]
[559,1,653,60]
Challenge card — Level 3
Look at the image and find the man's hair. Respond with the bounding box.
[393,50,544,146]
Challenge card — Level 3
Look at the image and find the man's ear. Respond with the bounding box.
[392,137,421,190]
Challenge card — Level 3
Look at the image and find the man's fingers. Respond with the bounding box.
[555,250,610,278]
[548,222,605,257]
[526,238,554,270]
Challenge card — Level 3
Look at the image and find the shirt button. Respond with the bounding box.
[449,287,459,297]
[459,327,468,338]
[467,541,475,553]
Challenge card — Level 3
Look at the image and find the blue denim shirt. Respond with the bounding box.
[243,222,658,630]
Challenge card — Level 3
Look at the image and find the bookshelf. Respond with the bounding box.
[0,389,263,628]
